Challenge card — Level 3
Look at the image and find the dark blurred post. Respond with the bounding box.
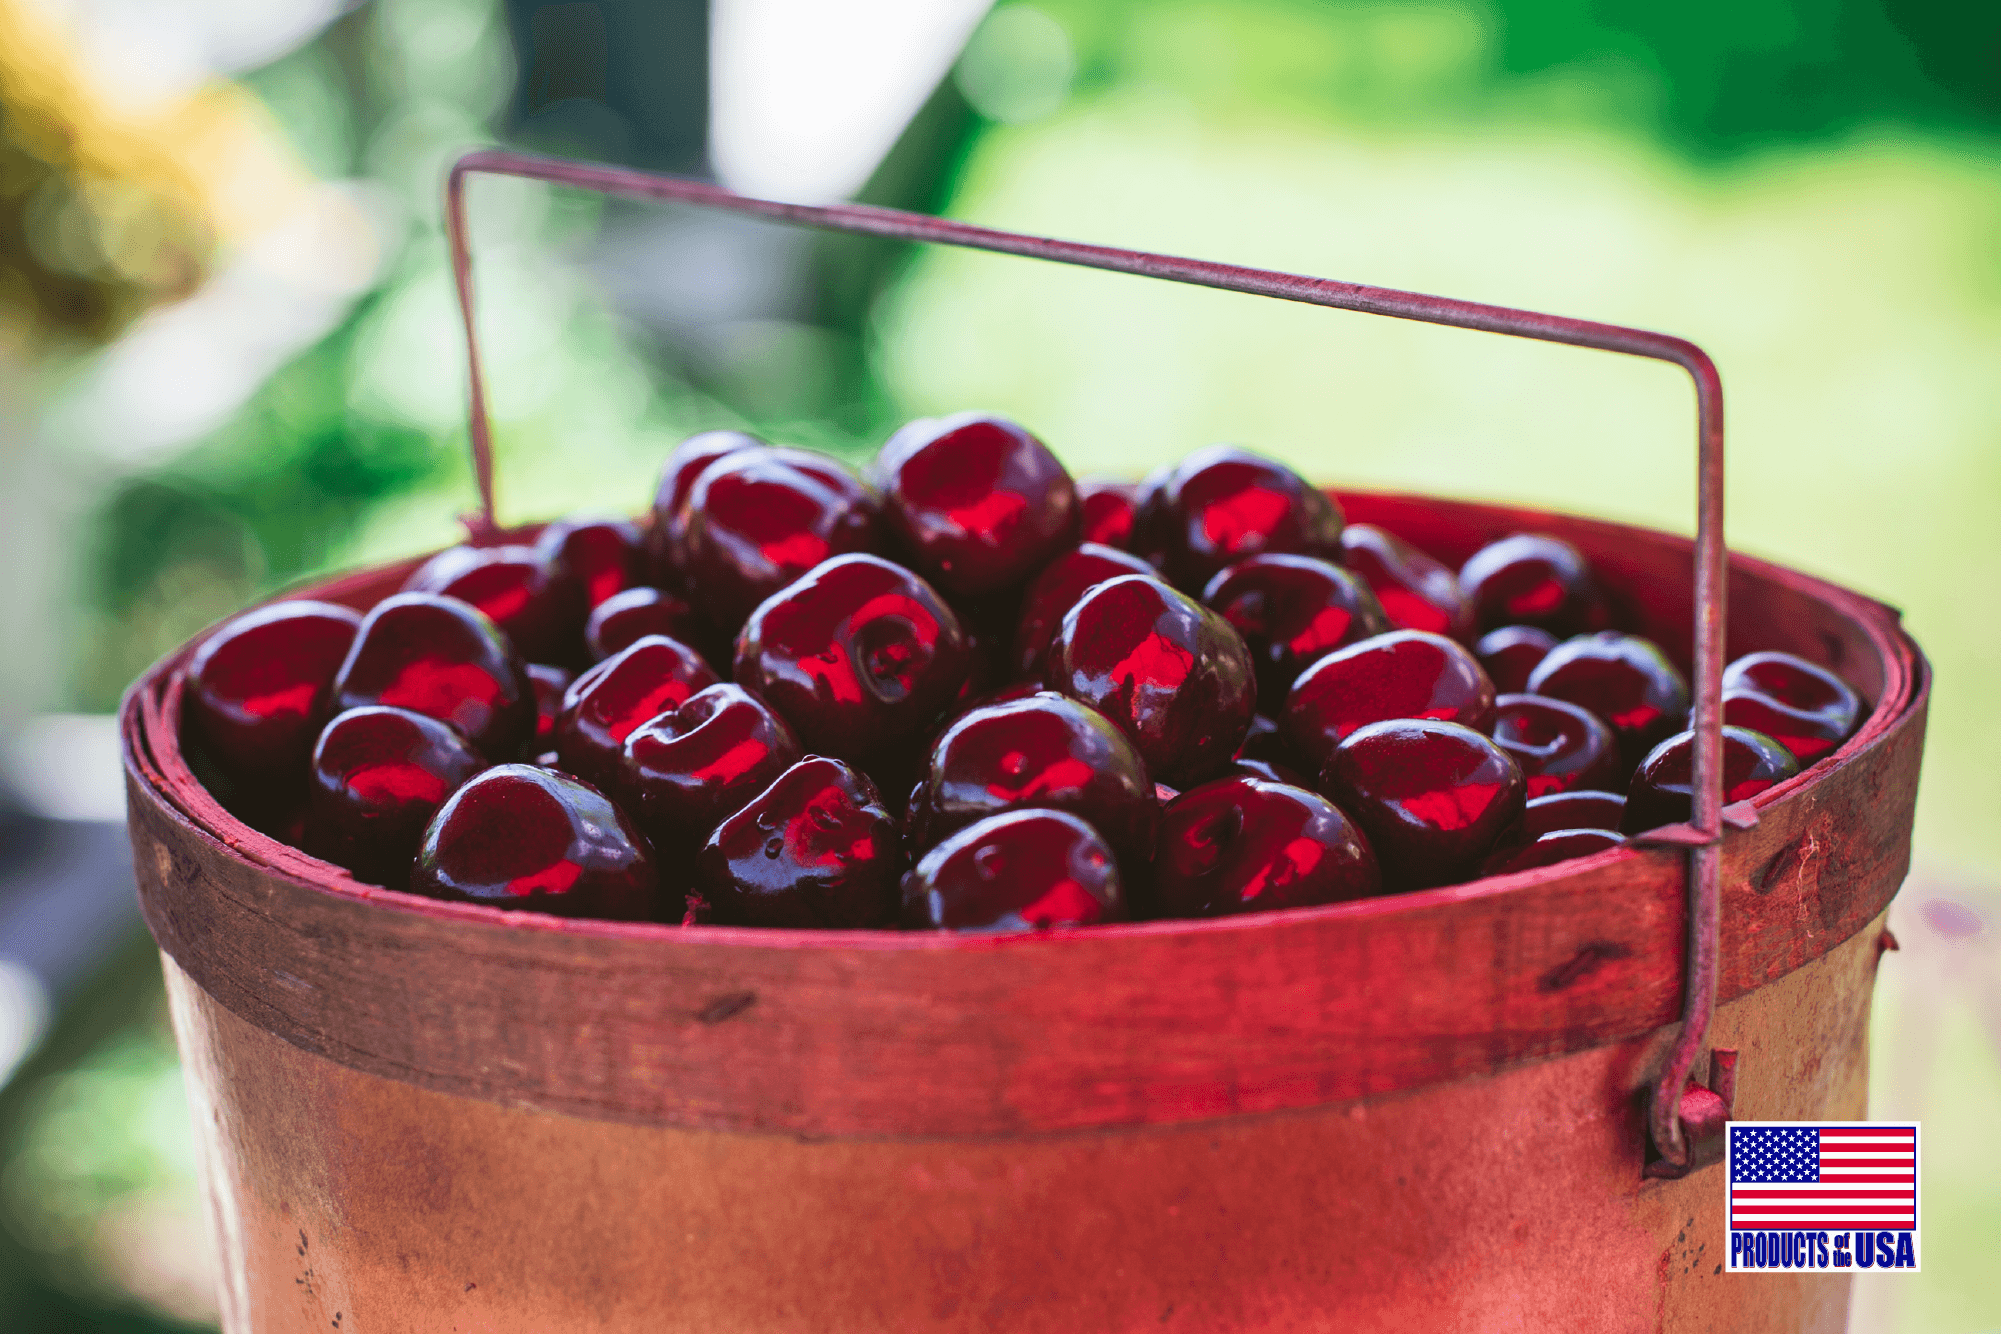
[496,0,984,445]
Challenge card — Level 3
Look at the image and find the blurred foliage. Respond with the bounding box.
[0,0,214,354]
[67,0,2001,715]
[0,938,213,1331]
[1033,0,2000,152]
[73,307,442,707]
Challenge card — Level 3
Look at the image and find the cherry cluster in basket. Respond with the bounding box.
[179,415,1864,931]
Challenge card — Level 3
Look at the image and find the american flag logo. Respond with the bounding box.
[1729,1124,1917,1229]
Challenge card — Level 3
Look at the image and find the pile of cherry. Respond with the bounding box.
[180,415,1864,932]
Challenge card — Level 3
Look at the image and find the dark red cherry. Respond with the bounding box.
[1141,445,1344,591]
[304,706,485,888]
[525,663,573,749]
[902,809,1123,931]
[620,683,801,858]
[1528,631,1690,768]
[734,554,973,765]
[647,429,764,582]
[1046,574,1257,786]
[1011,543,1157,680]
[1338,525,1472,641]
[911,692,1157,870]
[1490,693,1622,798]
[535,516,644,610]
[1076,478,1138,548]
[584,586,713,663]
[1476,625,1559,693]
[1459,533,1608,636]
[1621,726,1800,834]
[1481,828,1626,876]
[1522,789,1626,837]
[410,764,660,919]
[876,412,1079,597]
[1153,776,1380,918]
[1203,554,1390,704]
[555,635,719,792]
[332,593,535,759]
[185,600,362,782]
[1720,651,1862,765]
[1319,718,1527,890]
[403,544,583,665]
[680,446,883,626]
[697,756,900,928]
[1281,630,1496,770]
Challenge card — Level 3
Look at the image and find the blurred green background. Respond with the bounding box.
[0,0,1996,1327]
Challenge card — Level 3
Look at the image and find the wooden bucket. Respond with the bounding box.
[122,489,1926,1333]
[121,151,1928,1329]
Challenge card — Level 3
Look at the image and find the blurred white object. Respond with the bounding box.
[2,714,125,823]
[0,959,50,1088]
[711,0,992,202]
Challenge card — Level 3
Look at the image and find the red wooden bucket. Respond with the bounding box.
[120,157,1928,1331]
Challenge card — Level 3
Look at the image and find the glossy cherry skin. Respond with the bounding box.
[402,544,583,665]
[1153,775,1380,918]
[303,706,485,888]
[1076,478,1137,548]
[1621,726,1800,834]
[911,691,1157,869]
[584,586,713,664]
[535,516,644,610]
[185,600,363,782]
[620,683,801,858]
[1338,525,1472,642]
[679,446,883,626]
[1136,445,1344,592]
[1481,828,1626,876]
[1459,534,1608,636]
[1203,554,1390,705]
[1475,625,1559,694]
[1522,789,1626,837]
[1281,630,1497,770]
[734,554,974,764]
[902,809,1123,932]
[696,756,900,928]
[525,663,573,750]
[410,764,660,920]
[1490,693,1622,799]
[1011,543,1157,680]
[1528,631,1690,768]
[1046,574,1258,786]
[332,593,535,760]
[1720,651,1862,765]
[647,429,764,582]
[554,635,719,793]
[1319,718,1527,890]
[876,412,1079,597]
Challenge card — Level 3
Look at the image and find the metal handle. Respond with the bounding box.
[443,147,1730,1172]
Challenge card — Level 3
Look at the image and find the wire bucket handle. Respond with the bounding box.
[443,146,1732,1175]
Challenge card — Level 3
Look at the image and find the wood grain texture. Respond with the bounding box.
[124,495,1928,1138]
[165,909,1888,1333]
